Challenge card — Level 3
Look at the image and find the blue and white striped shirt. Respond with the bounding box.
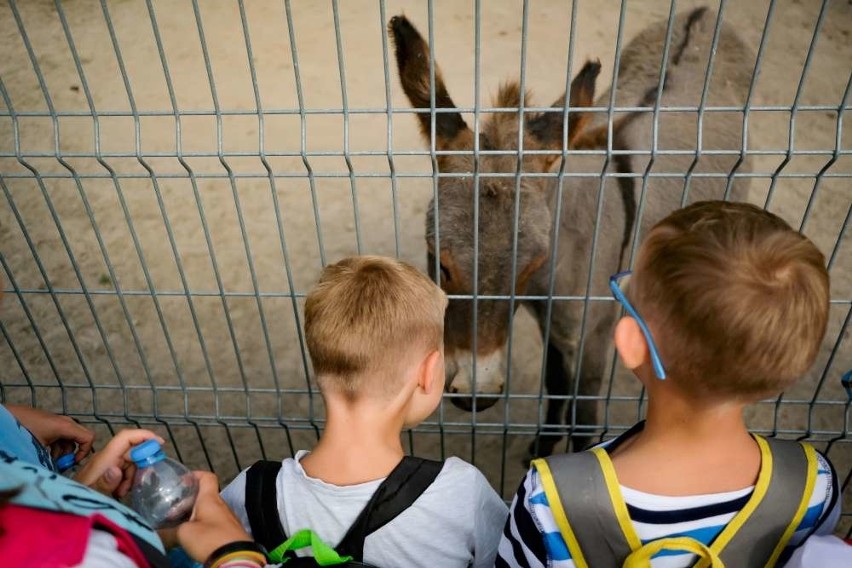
[497,426,839,568]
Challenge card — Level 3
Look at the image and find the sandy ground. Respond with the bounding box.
[1,0,850,533]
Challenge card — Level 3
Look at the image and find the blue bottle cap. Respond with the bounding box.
[55,453,76,471]
[130,439,164,464]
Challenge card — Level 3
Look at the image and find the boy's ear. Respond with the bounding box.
[418,349,442,394]
[614,316,648,371]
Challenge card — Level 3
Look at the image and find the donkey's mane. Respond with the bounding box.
[479,81,534,155]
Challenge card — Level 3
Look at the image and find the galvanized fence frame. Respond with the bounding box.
[0,0,849,534]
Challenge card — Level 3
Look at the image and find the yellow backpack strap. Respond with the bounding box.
[532,451,637,567]
[706,437,818,568]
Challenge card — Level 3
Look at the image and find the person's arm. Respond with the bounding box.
[4,404,94,462]
[175,472,270,567]
[495,470,549,568]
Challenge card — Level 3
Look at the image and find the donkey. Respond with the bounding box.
[390,7,753,456]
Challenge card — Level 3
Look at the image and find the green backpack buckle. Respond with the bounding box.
[270,529,354,566]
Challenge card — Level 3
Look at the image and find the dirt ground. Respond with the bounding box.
[1,0,850,532]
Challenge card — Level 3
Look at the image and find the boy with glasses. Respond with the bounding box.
[497,201,841,567]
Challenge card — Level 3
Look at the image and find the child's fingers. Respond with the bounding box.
[186,470,220,503]
[51,439,77,460]
[90,465,123,496]
[176,472,251,562]
[72,422,95,461]
[74,429,164,491]
[116,428,165,447]
[188,471,234,521]
[114,463,136,498]
[101,429,165,463]
[50,414,95,459]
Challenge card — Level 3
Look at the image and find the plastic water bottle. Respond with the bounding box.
[55,453,79,478]
[129,439,199,529]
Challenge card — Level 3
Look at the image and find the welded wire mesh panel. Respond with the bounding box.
[0,0,849,535]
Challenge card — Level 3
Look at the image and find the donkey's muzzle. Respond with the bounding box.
[443,347,507,413]
[449,392,501,412]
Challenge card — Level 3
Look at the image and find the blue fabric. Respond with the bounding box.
[543,531,572,561]
[0,403,56,471]
[167,547,203,568]
[528,490,550,506]
[798,503,827,531]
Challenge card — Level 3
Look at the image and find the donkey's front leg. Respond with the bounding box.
[565,315,613,451]
[525,342,570,464]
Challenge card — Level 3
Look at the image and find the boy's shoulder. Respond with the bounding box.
[427,456,499,498]
[437,456,491,480]
[220,454,499,504]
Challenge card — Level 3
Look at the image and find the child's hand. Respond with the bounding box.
[74,428,164,498]
[6,404,95,461]
[168,471,254,562]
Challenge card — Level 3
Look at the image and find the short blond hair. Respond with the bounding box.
[304,255,447,398]
[631,201,829,400]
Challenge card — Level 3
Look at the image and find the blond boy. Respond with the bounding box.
[499,201,841,567]
[221,255,507,567]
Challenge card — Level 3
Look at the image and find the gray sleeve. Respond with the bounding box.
[471,470,510,568]
[220,468,253,535]
[811,452,840,537]
[784,535,852,567]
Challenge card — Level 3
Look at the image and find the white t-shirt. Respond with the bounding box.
[221,451,508,568]
[77,530,140,568]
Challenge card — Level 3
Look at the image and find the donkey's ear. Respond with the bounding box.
[389,15,470,153]
[566,59,601,145]
[528,59,601,161]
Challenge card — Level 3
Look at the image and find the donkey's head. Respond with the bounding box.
[390,15,603,411]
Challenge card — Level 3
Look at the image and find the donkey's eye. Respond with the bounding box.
[439,264,451,283]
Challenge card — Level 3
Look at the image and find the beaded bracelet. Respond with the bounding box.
[216,561,265,568]
[204,541,268,568]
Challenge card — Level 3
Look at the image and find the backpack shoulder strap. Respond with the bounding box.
[533,450,637,568]
[714,437,818,568]
[535,438,818,568]
[335,456,444,561]
[245,459,289,553]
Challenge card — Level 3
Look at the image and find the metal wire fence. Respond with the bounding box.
[0,0,849,535]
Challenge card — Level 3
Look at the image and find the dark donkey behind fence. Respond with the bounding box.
[389,7,753,457]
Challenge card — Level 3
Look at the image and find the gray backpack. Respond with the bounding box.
[533,436,818,567]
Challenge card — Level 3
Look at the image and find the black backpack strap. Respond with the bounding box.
[336,456,443,561]
[245,459,289,552]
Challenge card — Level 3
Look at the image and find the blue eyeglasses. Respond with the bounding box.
[609,271,667,380]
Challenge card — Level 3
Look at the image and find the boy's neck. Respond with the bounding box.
[642,391,749,444]
[299,394,407,486]
[611,384,761,495]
